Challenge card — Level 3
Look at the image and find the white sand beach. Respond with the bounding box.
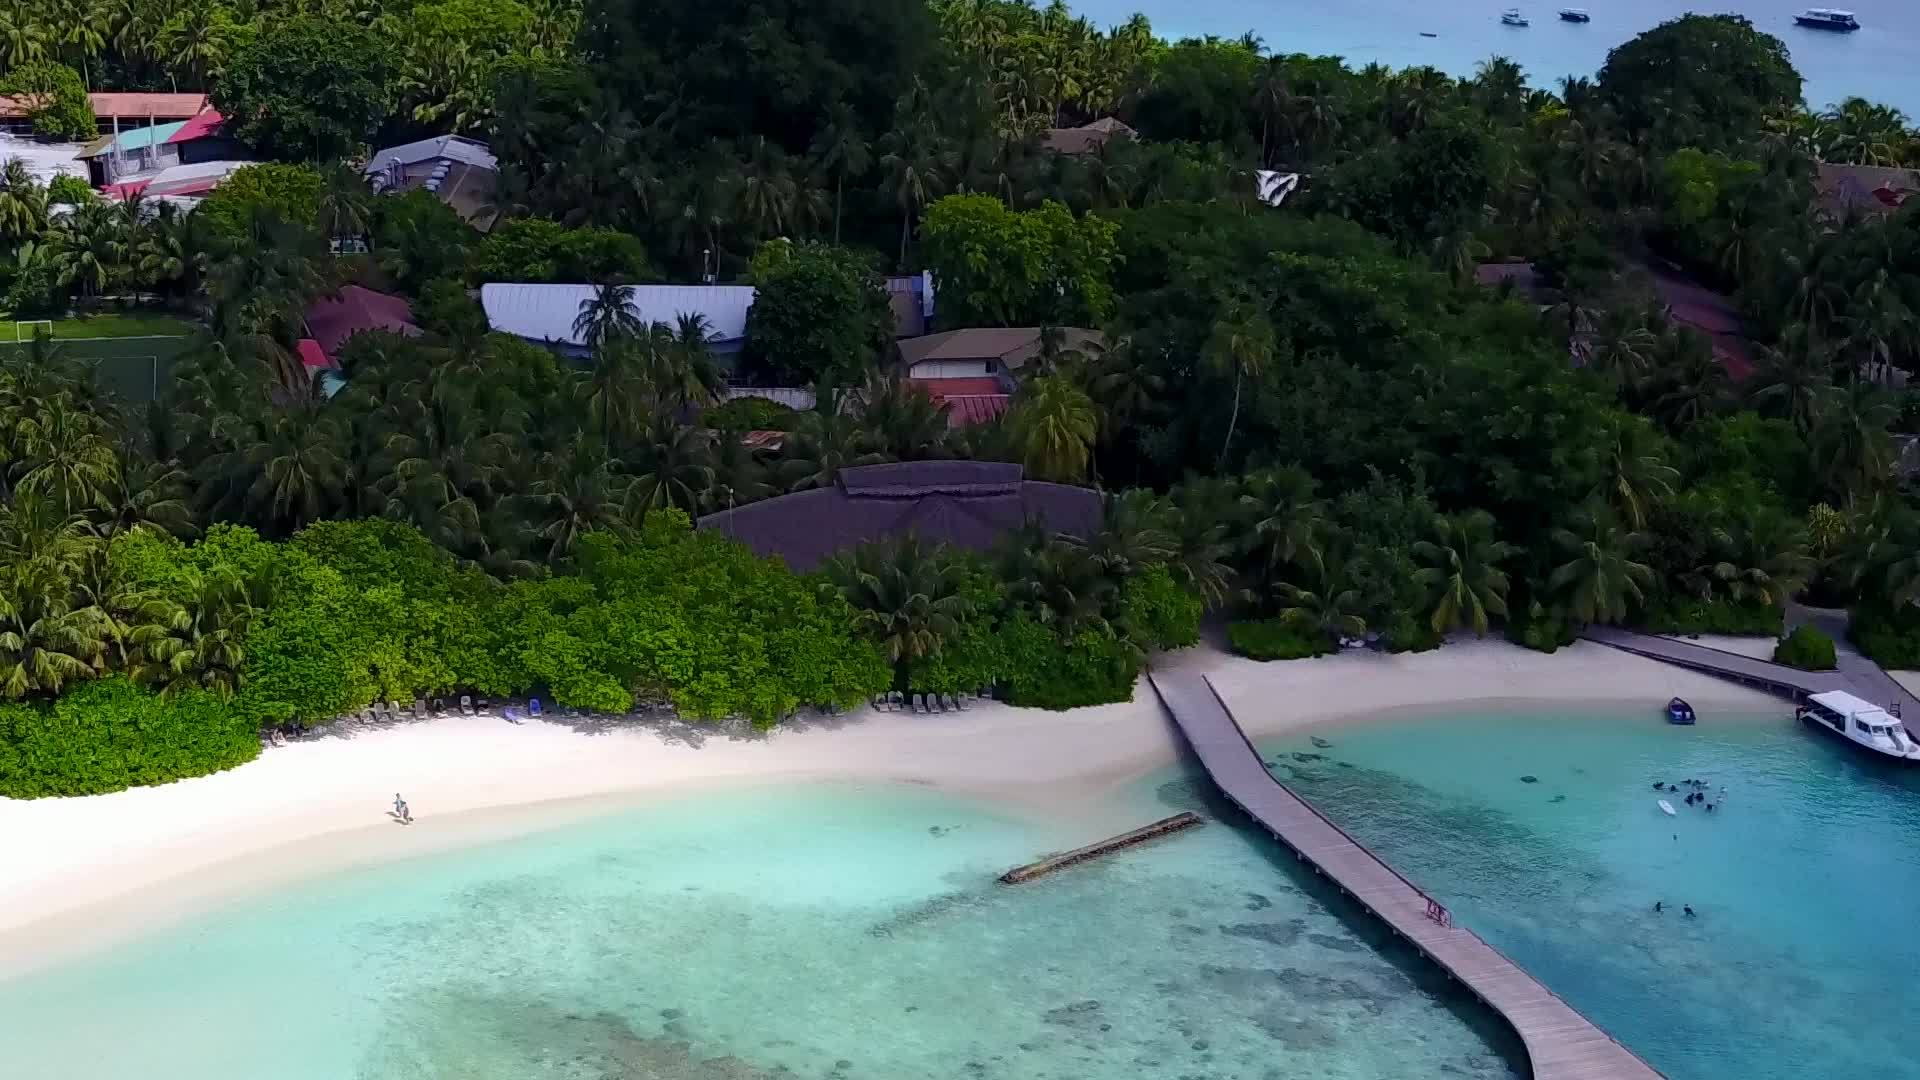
[0,638,1784,974]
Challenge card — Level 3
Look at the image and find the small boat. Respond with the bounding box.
[1559,8,1590,22]
[1501,8,1529,26]
[1657,799,1677,816]
[1667,697,1696,725]
[1798,691,1920,762]
[1794,8,1860,31]
[1420,31,1438,37]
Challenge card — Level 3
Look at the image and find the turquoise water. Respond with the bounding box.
[1263,706,1920,1080]
[0,780,1519,1080]
[1072,0,1920,115]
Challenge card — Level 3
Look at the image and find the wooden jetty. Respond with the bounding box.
[1148,670,1666,1080]
[999,812,1203,884]
[1581,627,1920,723]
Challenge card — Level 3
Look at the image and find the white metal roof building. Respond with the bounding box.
[480,283,758,357]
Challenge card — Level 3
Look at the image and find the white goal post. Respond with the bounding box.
[11,320,53,343]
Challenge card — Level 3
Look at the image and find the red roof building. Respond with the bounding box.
[911,377,1012,427]
[303,285,421,364]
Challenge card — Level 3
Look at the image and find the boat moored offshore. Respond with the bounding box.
[1798,691,1920,762]
[1794,8,1861,31]
[1559,9,1591,22]
[1501,8,1530,26]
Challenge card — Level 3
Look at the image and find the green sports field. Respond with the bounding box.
[0,315,198,404]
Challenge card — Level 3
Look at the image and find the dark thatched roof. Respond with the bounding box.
[695,461,1102,571]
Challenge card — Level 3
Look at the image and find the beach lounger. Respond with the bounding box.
[529,698,543,718]
[942,694,958,711]
[871,694,886,711]
[888,691,904,711]
[956,693,971,711]
[912,693,926,713]
[459,695,473,715]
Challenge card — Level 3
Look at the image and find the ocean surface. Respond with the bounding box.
[3,704,1914,1079]
[1263,705,1920,1080]
[0,780,1518,1080]
[1071,0,1920,116]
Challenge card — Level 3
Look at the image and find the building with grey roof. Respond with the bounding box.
[696,460,1102,572]
[366,135,501,230]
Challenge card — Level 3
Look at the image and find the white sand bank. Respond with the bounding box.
[0,638,1783,972]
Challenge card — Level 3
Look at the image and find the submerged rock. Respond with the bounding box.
[1519,775,1538,784]
[1219,919,1305,947]
[1310,736,1333,749]
[1305,932,1366,953]
[1244,891,1272,911]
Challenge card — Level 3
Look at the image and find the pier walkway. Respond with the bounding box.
[1148,670,1666,1080]
[1581,627,1919,723]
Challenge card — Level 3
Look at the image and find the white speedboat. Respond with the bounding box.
[1798,691,1920,762]
[1501,8,1530,26]
[1794,8,1860,31]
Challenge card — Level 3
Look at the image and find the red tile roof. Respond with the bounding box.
[911,377,1011,427]
[303,285,420,361]
[296,339,333,369]
[166,109,225,144]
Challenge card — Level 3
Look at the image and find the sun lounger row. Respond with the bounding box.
[869,691,977,714]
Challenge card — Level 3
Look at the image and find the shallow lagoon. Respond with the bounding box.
[0,779,1517,1080]
[1263,705,1920,1080]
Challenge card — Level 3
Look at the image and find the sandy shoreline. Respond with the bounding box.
[0,638,1785,976]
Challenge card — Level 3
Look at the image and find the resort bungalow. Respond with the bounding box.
[1815,161,1920,221]
[1648,267,1755,379]
[0,92,208,138]
[304,285,422,366]
[695,460,1102,572]
[896,326,1101,380]
[86,108,249,195]
[479,282,757,360]
[1042,117,1135,156]
[365,135,501,230]
[898,326,1102,428]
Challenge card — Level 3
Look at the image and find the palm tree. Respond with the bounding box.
[1647,330,1730,431]
[0,562,104,698]
[810,105,871,245]
[1686,511,1812,611]
[0,157,47,245]
[777,408,887,492]
[128,569,256,698]
[879,124,950,266]
[1594,418,1678,530]
[522,439,631,562]
[1071,489,1176,577]
[856,372,951,460]
[1273,561,1367,644]
[1547,505,1652,625]
[45,198,128,301]
[621,417,715,516]
[1006,534,1115,639]
[1238,466,1325,584]
[735,135,799,239]
[1747,333,1831,433]
[199,405,347,535]
[13,395,120,516]
[100,455,197,538]
[1005,373,1096,482]
[825,534,972,688]
[1412,510,1515,636]
[1582,307,1657,388]
[1202,293,1277,470]
[573,282,641,352]
[1808,380,1898,500]
[315,162,374,253]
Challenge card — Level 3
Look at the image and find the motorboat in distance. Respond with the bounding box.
[1559,9,1591,22]
[1501,8,1530,26]
[1795,8,1861,31]
[1667,697,1696,725]
[1798,691,1920,762]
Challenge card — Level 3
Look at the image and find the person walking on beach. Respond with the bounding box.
[393,793,412,824]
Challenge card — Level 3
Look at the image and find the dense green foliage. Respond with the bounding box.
[211,16,395,161]
[743,243,895,384]
[1,0,1919,797]
[1226,618,1332,661]
[1773,624,1838,672]
[919,195,1119,327]
[0,62,96,140]
[0,678,260,798]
